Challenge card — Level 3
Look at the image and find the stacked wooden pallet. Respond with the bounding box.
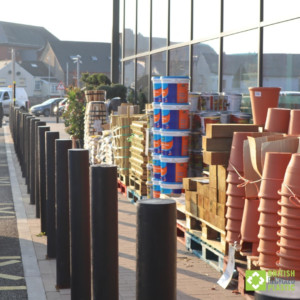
[202,124,261,165]
[129,120,148,197]
[111,113,144,184]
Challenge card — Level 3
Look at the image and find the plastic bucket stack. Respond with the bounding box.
[277,153,300,279]
[257,152,292,270]
[159,76,190,196]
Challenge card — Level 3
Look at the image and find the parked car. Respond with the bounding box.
[30,97,64,116]
[0,87,29,115]
[53,98,68,116]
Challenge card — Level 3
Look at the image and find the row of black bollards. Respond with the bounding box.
[9,106,177,300]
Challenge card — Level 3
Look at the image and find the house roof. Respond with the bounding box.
[20,61,53,77]
[0,21,59,49]
[48,40,111,74]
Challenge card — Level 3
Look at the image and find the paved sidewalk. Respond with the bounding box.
[2,117,245,299]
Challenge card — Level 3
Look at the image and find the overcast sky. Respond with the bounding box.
[1,0,113,43]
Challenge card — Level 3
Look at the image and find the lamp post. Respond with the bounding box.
[48,57,51,96]
[72,55,82,87]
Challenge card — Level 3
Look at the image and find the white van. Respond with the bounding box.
[0,87,29,115]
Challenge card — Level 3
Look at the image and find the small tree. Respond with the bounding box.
[63,87,85,140]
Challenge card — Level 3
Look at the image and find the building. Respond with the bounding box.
[114,1,300,106]
[0,21,111,103]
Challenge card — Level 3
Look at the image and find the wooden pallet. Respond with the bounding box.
[118,173,129,186]
[127,187,147,203]
[129,174,147,196]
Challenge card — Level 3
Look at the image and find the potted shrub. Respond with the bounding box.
[63,87,85,148]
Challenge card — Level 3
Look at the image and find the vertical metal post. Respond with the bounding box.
[30,118,40,205]
[38,126,50,233]
[90,165,118,300]
[68,149,91,300]
[111,0,120,84]
[35,121,46,213]
[56,139,72,289]
[25,116,34,193]
[136,199,177,300]
[45,131,60,259]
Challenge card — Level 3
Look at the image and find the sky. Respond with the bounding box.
[0,0,113,43]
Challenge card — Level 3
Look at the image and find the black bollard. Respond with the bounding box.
[38,126,50,233]
[136,199,177,300]
[22,114,31,184]
[55,139,72,289]
[30,119,40,205]
[90,165,118,300]
[25,115,34,193]
[34,121,46,214]
[45,131,60,259]
[69,149,91,300]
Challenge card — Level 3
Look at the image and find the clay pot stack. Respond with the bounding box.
[288,109,300,135]
[277,153,300,279]
[225,132,254,244]
[257,152,292,270]
[264,108,291,134]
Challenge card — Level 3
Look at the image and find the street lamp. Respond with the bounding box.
[72,55,82,87]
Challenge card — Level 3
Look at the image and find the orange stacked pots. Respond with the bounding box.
[288,109,300,135]
[225,132,255,244]
[277,153,300,279]
[257,152,292,270]
[264,107,291,134]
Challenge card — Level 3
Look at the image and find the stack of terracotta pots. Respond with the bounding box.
[277,153,300,279]
[288,109,300,135]
[264,108,291,134]
[225,132,254,244]
[257,152,292,269]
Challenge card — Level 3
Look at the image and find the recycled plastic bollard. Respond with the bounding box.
[25,115,34,193]
[30,119,40,204]
[55,139,72,289]
[136,199,176,300]
[38,126,50,233]
[45,131,59,259]
[34,121,46,215]
[68,149,91,300]
[23,114,31,186]
[90,165,118,300]
[19,112,24,175]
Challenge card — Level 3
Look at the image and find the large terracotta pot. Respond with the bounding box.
[281,153,300,196]
[249,87,281,126]
[278,211,300,228]
[225,207,244,220]
[288,109,300,135]
[226,170,243,185]
[258,238,279,254]
[264,107,290,133]
[226,183,245,197]
[258,198,280,214]
[226,195,245,208]
[258,152,292,199]
[258,211,280,227]
[259,253,278,270]
[240,198,260,242]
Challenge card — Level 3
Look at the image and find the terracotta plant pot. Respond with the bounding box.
[258,238,279,255]
[225,207,244,220]
[276,251,300,271]
[258,211,280,227]
[258,253,278,270]
[249,87,281,126]
[276,260,300,280]
[258,152,292,199]
[278,211,300,228]
[278,220,300,233]
[226,170,244,185]
[277,229,300,242]
[225,218,241,232]
[258,198,280,214]
[226,183,245,197]
[278,243,300,259]
[240,198,260,242]
[281,153,300,195]
[226,195,245,209]
[258,225,279,240]
[264,107,290,133]
[288,109,300,135]
[227,132,255,173]
[225,230,240,244]
[278,201,300,219]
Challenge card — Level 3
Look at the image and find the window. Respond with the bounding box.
[169,46,189,76]
[19,78,26,87]
[0,78,6,86]
[170,0,191,45]
[91,56,98,61]
[222,30,258,93]
[124,0,136,57]
[192,40,219,92]
[137,0,150,53]
[51,84,57,94]
[35,80,42,90]
[3,92,10,100]
[136,56,150,106]
[152,0,168,50]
